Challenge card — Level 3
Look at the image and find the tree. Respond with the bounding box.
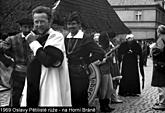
[0,0,56,34]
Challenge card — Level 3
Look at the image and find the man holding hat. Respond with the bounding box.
[0,17,33,107]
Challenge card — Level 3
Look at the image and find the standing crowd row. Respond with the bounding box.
[0,5,165,112]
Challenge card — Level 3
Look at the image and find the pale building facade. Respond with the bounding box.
[108,0,165,40]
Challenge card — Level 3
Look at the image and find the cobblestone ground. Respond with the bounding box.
[93,58,165,113]
[0,58,165,113]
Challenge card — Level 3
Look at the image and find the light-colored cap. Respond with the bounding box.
[126,34,134,40]
[94,33,100,41]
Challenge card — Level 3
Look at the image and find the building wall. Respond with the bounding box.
[115,10,156,21]
[156,8,165,24]
[112,5,165,40]
[113,6,156,39]
[115,10,134,21]
[133,29,155,39]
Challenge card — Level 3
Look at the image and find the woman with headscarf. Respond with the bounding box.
[118,34,144,96]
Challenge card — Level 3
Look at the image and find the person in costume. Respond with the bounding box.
[0,18,33,107]
[98,32,115,112]
[21,6,71,107]
[118,34,145,97]
[65,11,105,107]
[151,25,165,110]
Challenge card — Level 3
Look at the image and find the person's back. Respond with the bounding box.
[98,32,116,112]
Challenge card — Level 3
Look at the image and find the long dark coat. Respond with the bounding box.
[118,40,144,95]
[151,34,165,87]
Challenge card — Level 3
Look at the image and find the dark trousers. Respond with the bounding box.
[69,72,89,107]
[10,70,26,107]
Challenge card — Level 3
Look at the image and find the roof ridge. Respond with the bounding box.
[108,0,157,5]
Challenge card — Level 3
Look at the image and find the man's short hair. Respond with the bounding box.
[32,6,52,22]
[66,11,81,24]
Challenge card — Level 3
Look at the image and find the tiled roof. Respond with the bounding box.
[54,0,130,34]
[108,0,157,5]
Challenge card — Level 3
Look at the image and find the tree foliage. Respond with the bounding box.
[0,0,56,34]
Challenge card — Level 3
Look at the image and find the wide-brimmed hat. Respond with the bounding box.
[16,18,33,26]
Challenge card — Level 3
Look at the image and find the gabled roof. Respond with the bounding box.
[54,0,130,34]
[108,0,157,5]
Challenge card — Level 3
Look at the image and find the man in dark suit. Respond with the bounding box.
[0,18,33,107]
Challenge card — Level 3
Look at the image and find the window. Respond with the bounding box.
[135,10,142,21]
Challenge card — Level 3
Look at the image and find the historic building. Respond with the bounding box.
[108,0,165,40]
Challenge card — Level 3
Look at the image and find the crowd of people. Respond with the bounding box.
[0,5,165,112]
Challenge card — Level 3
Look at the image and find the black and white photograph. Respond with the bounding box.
[0,0,165,113]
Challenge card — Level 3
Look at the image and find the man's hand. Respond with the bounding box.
[25,31,39,44]
[0,41,10,50]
